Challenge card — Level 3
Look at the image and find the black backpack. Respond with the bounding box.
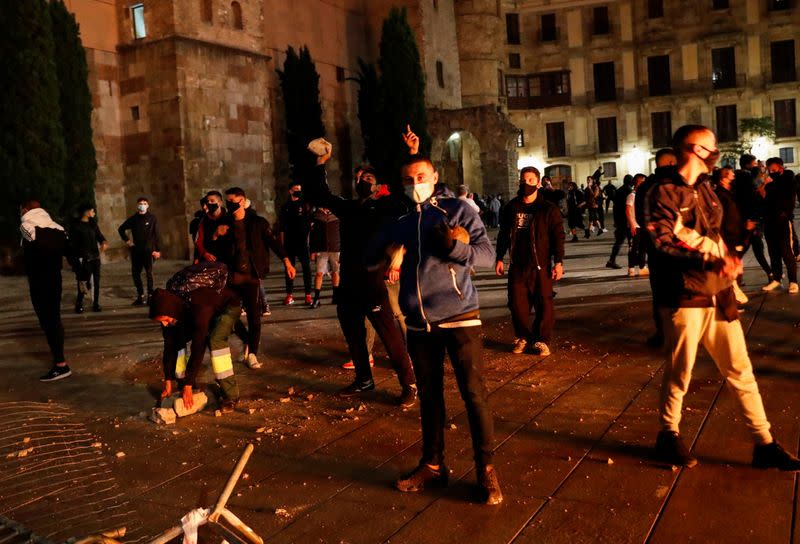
[166,261,228,300]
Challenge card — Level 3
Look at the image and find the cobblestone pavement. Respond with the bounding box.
[0,226,798,543]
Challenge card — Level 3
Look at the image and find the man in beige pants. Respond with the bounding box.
[645,124,800,470]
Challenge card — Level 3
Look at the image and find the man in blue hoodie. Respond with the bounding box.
[371,155,502,506]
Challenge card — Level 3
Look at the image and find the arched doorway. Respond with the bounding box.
[544,164,572,190]
[439,130,484,196]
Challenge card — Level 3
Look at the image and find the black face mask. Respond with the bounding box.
[226,200,241,216]
[356,180,374,199]
[206,203,219,214]
[292,191,302,199]
[518,183,538,197]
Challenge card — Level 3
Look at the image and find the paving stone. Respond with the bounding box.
[174,392,208,417]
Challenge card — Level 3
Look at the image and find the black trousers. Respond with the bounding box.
[407,325,494,468]
[765,219,797,283]
[608,226,631,263]
[629,229,647,269]
[231,278,262,353]
[745,229,772,278]
[336,292,415,387]
[28,271,65,364]
[76,258,101,306]
[285,246,312,295]
[131,249,154,296]
[508,265,554,343]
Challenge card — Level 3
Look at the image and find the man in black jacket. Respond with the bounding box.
[734,155,772,283]
[760,157,798,293]
[496,167,565,356]
[223,187,295,369]
[645,124,800,470]
[606,176,634,269]
[70,204,108,313]
[118,196,161,305]
[303,145,417,407]
[714,166,749,305]
[279,184,313,305]
[20,199,75,382]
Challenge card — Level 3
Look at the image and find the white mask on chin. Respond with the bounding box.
[405,182,435,204]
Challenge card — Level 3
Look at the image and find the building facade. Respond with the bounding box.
[65,0,519,258]
[502,0,800,188]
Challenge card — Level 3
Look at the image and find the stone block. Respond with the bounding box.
[149,407,176,425]
[174,392,209,417]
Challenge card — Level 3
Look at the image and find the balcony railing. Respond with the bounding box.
[508,94,572,110]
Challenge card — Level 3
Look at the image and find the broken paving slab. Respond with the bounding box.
[174,392,209,417]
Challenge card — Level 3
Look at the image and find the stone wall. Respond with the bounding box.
[429,105,519,198]
[455,0,504,108]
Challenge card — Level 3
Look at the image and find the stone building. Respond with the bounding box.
[502,0,800,189]
[64,0,519,258]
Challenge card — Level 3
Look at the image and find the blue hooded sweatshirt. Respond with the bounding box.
[371,196,494,330]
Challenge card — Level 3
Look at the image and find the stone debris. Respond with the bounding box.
[91,442,103,448]
[115,451,126,458]
[149,407,177,425]
[280,397,291,403]
[7,447,34,458]
[607,458,614,465]
[174,392,209,417]
[275,508,290,517]
[215,410,222,417]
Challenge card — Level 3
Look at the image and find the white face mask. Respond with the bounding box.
[137,203,149,213]
[405,182,435,204]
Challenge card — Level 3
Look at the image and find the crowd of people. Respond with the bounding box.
[17,123,800,507]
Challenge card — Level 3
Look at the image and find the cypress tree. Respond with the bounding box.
[50,0,97,218]
[0,0,66,241]
[277,46,325,182]
[376,7,430,185]
[354,58,381,166]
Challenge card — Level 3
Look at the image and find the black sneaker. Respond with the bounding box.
[655,430,697,467]
[399,385,418,408]
[478,465,503,505]
[570,235,579,243]
[74,304,84,314]
[605,261,622,269]
[40,365,72,382]
[752,441,800,471]
[92,304,102,312]
[309,299,321,309]
[132,296,145,306]
[395,463,449,493]
[220,399,238,414]
[338,379,375,397]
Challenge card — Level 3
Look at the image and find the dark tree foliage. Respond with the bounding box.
[376,7,430,185]
[354,58,380,167]
[50,0,97,218]
[277,46,325,182]
[0,0,67,240]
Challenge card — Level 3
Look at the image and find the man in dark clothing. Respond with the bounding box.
[20,200,74,382]
[606,177,634,269]
[496,166,565,357]
[645,124,800,471]
[309,207,340,308]
[150,280,241,413]
[195,191,231,264]
[70,204,108,313]
[303,145,417,407]
[118,196,161,305]
[634,148,677,346]
[734,155,772,283]
[566,181,586,242]
[603,180,617,213]
[279,184,313,305]
[714,166,750,305]
[223,187,295,369]
[760,157,798,293]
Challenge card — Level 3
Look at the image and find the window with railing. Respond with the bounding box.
[716,105,738,142]
[506,71,571,109]
[593,62,616,102]
[546,122,566,157]
[647,55,671,96]
[597,117,618,153]
[771,41,797,83]
[779,147,795,164]
[541,13,557,42]
[651,111,672,148]
[506,13,521,44]
[775,99,797,138]
[712,47,736,89]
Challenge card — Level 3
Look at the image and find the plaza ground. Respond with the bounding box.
[1,227,798,543]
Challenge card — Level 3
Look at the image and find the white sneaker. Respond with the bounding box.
[533,342,551,356]
[762,280,781,292]
[733,281,749,304]
[789,282,799,294]
[245,353,262,369]
[628,268,637,277]
[512,338,528,354]
[638,267,650,277]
